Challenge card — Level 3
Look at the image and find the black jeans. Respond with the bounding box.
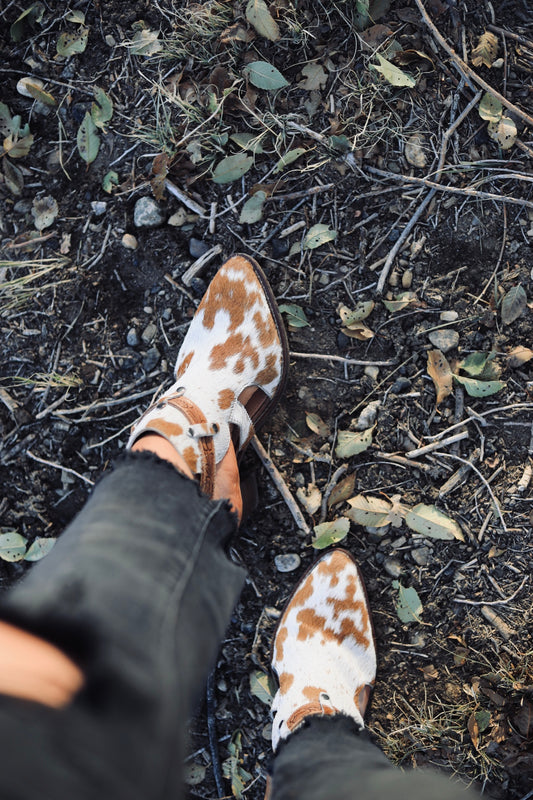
[0,454,477,799]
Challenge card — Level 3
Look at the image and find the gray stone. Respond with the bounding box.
[134,197,165,228]
[91,201,107,216]
[189,237,210,258]
[428,328,459,353]
[440,310,458,322]
[275,553,301,573]
[383,557,403,578]
[141,322,157,344]
[143,346,160,371]
[412,546,431,567]
[126,328,139,347]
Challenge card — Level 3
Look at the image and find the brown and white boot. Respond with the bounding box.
[127,254,289,497]
[270,549,377,752]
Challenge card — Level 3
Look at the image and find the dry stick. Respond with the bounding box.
[290,351,396,367]
[27,450,95,486]
[319,465,348,523]
[414,0,533,130]
[181,244,223,286]
[425,402,533,441]
[265,183,335,203]
[52,387,158,416]
[454,575,528,606]
[165,180,207,216]
[406,430,469,458]
[437,452,507,532]
[372,449,432,472]
[486,24,533,52]
[251,436,311,537]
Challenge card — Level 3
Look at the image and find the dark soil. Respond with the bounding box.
[1,1,532,798]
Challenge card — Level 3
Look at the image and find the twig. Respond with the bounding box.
[206,671,225,798]
[425,403,533,441]
[319,465,348,523]
[372,450,432,472]
[437,452,507,531]
[251,436,311,537]
[181,244,223,286]
[439,448,480,496]
[51,387,158,416]
[406,431,469,459]
[486,24,533,51]
[454,576,527,606]
[27,450,95,486]
[165,179,206,216]
[290,351,396,367]
[480,606,516,640]
[414,0,533,130]
[265,183,335,202]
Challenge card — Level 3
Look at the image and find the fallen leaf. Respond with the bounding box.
[468,712,480,749]
[249,670,276,705]
[405,133,427,167]
[0,532,27,562]
[278,303,309,329]
[303,223,337,250]
[246,0,280,42]
[405,503,464,541]
[392,580,423,623]
[239,191,267,224]
[184,763,206,786]
[10,3,45,42]
[388,494,408,527]
[338,301,375,325]
[31,195,58,230]
[328,472,356,508]
[212,153,253,184]
[24,537,56,561]
[2,159,24,195]
[488,116,517,150]
[421,663,439,680]
[91,87,113,130]
[243,61,288,90]
[102,170,119,194]
[57,27,89,56]
[312,517,350,549]
[77,111,100,165]
[299,63,327,90]
[230,132,264,153]
[453,374,505,397]
[360,24,394,49]
[501,284,527,325]
[514,700,533,737]
[370,54,416,88]
[427,349,453,406]
[274,148,307,173]
[341,321,374,340]
[478,91,503,123]
[458,351,492,377]
[220,23,252,44]
[507,345,533,368]
[296,483,322,515]
[346,494,392,528]
[335,427,373,459]
[17,78,56,106]
[305,411,330,437]
[382,291,417,312]
[128,29,162,56]
[471,31,498,68]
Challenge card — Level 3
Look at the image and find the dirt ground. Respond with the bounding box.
[1,0,532,798]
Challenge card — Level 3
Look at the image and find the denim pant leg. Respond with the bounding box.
[269,716,479,800]
[0,452,245,800]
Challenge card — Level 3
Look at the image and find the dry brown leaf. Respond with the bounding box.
[405,133,427,167]
[299,63,327,91]
[220,23,253,44]
[471,31,498,68]
[468,712,480,749]
[360,24,394,49]
[328,472,356,509]
[305,411,331,437]
[296,483,322,515]
[427,349,453,406]
[507,345,533,368]
[341,321,374,340]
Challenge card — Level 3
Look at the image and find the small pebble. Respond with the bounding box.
[409,631,427,648]
[122,233,138,250]
[275,553,301,573]
[365,524,390,536]
[141,323,157,344]
[412,547,431,567]
[168,208,187,227]
[143,346,160,371]
[271,238,289,259]
[390,376,411,394]
[144,306,153,314]
[383,557,403,578]
[388,269,399,287]
[364,366,379,381]
[189,237,210,258]
[126,328,139,347]
[189,277,207,297]
[401,269,413,289]
[440,310,458,322]
[428,329,459,353]
[91,201,107,216]
[391,536,407,549]
[134,197,165,228]
[337,331,350,351]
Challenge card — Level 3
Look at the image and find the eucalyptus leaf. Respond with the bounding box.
[453,374,505,397]
[392,580,423,623]
[249,670,276,705]
[478,92,503,122]
[312,517,350,549]
[239,191,267,224]
[405,503,464,541]
[0,532,27,562]
[274,148,306,173]
[246,0,280,41]
[57,28,89,57]
[91,88,113,130]
[335,427,373,459]
[212,153,253,184]
[10,2,45,42]
[303,223,337,250]
[370,54,416,88]
[102,170,119,193]
[346,494,392,527]
[128,29,162,56]
[24,537,56,561]
[77,111,100,165]
[501,284,527,325]
[278,303,309,328]
[243,61,289,90]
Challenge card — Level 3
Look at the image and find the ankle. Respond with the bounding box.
[131,435,195,479]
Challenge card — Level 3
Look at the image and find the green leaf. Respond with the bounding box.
[102,170,119,193]
[354,0,370,29]
[312,517,350,549]
[278,303,310,328]
[475,709,491,732]
[249,670,276,705]
[128,29,162,56]
[488,116,517,150]
[66,10,85,23]
[329,134,351,152]
[382,291,417,312]
[0,103,15,137]
[458,351,491,377]
[57,28,89,57]
[20,79,57,106]
[339,301,375,325]
[335,427,373,460]
[222,731,252,800]
[24,537,56,561]
[242,60,289,90]
[392,580,423,623]
[230,132,264,153]
[3,133,34,158]
[479,92,502,123]
[239,191,267,224]
[0,532,28,562]
[246,0,280,41]
[369,0,392,21]
[274,148,307,173]
[91,88,113,130]
[405,503,464,541]
[346,494,392,527]
[303,223,337,250]
[501,284,527,325]
[453,374,505,397]
[370,54,416,88]
[77,111,100,165]
[10,2,45,42]
[212,153,253,184]
[183,763,206,786]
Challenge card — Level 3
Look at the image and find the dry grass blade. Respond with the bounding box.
[0,258,70,314]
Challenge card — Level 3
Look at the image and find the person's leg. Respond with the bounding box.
[268,550,479,800]
[0,450,245,799]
